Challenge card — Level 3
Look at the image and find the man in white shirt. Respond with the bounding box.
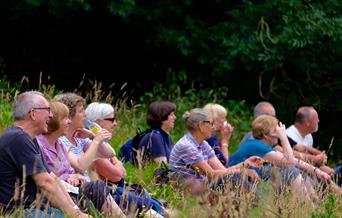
[286,106,335,176]
[286,106,319,147]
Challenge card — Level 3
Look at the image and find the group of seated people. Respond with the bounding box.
[0,91,167,218]
[0,91,341,217]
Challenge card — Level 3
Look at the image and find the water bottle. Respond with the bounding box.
[84,119,102,135]
[84,119,111,142]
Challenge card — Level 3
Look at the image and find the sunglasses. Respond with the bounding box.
[103,117,116,122]
[203,120,214,126]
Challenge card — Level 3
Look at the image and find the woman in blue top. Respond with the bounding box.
[138,101,176,166]
[228,115,332,200]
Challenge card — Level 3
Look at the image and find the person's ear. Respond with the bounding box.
[28,109,37,121]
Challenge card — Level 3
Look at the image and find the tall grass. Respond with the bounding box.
[0,74,341,217]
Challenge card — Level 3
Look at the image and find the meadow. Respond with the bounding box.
[0,76,341,217]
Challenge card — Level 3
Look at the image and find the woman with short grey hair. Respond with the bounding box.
[169,108,263,194]
[84,102,125,184]
[85,102,115,123]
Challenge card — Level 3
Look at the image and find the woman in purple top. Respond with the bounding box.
[36,101,87,186]
[53,94,167,216]
[37,101,125,216]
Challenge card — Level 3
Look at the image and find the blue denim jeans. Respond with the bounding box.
[335,165,342,187]
[112,186,165,216]
[24,207,65,218]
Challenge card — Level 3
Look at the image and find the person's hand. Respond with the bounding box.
[244,156,264,168]
[315,168,331,183]
[67,174,86,186]
[73,128,94,139]
[314,152,328,165]
[92,129,112,144]
[80,212,92,218]
[219,121,234,142]
[243,169,260,182]
[74,209,92,218]
[320,165,335,176]
[275,121,287,140]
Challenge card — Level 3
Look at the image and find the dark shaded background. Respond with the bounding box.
[0,0,341,161]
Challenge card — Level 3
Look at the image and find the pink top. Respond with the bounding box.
[36,135,76,181]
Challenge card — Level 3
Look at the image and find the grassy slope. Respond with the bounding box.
[0,80,341,217]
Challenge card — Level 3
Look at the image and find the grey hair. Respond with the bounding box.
[253,101,275,118]
[85,102,114,122]
[183,108,209,132]
[13,91,44,120]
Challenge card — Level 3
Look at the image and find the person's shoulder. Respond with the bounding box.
[141,129,163,141]
[244,139,270,150]
[1,126,26,138]
[36,134,47,145]
[286,124,296,132]
[202,140,212,149]
[173,135,189,148]
[57,136,69,144]
[0,127,30,146]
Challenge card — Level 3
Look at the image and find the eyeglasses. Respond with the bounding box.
[33,107,51,113]
[203,120,214,126]
[103,117,116,123]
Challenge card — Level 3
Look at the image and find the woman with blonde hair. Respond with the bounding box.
[203,103,234,165]
[228,115,331,200]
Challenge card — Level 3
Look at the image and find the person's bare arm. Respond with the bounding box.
[192,160,239,180]
[194,155,263,180]
[68,130,112,173]
[277,145,325,165]
[208,156,226,170]
[293,144,322,155]
[33,172,88,217]
[219,123,234,160]
[293,158,331,182]
[93,158,126,183]
[277,122,295,163]
[264,151,295,167]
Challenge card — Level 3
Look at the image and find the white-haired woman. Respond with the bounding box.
[85,102,126,185]
[85,102,167,217]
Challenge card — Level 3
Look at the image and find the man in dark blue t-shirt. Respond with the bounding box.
[0,91,87,217]
[0,127,48,210]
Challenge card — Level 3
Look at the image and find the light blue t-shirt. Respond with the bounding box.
[227,139,274,177]
[58,136,92,181]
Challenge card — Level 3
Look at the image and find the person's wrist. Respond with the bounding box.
[313,167,318,174]
[221,143,228,148]
[73,206,81,217]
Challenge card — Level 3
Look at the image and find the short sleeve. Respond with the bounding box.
[178,144,205,166]
[12,135,47,176]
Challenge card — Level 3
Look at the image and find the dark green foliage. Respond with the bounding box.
[1,0,342,159]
